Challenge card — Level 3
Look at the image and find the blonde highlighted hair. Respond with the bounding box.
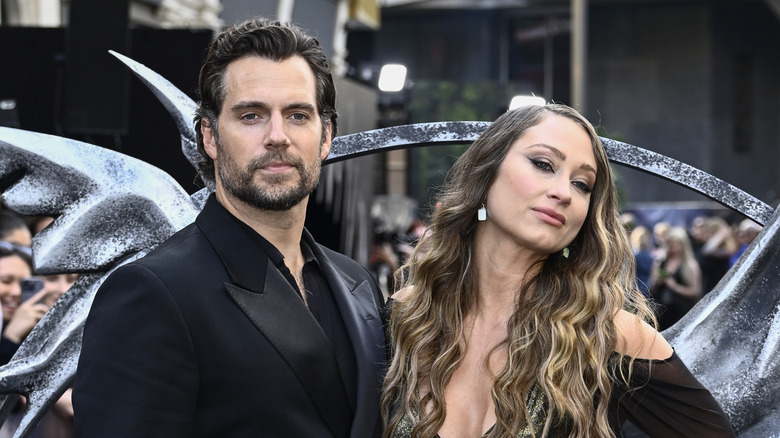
[381,104,655,438]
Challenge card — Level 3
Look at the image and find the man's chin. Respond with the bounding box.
[239,188,311,211]
[253,169,299,185]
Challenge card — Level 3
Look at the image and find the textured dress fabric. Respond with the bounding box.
[392,383,553,438]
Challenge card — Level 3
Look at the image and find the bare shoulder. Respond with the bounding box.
[390,285,415,303]
[614,309,674,360]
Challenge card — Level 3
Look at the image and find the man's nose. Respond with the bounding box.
[266,113,291,148]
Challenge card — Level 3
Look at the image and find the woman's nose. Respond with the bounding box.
[547,178,572,205]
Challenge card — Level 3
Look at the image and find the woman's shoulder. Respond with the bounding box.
[390,285,415,303]
[613,309,674,360]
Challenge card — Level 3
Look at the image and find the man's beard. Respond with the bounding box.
[215,135,322,211]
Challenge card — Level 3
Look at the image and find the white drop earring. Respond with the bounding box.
[477,204,487,221]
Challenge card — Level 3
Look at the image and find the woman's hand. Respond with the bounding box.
[3,289,50,344]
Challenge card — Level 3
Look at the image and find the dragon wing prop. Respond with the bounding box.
[0,52,776,437]
[0,127,199,436]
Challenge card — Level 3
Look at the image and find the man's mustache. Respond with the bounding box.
[247,151,305,172]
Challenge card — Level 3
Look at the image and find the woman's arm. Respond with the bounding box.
[614,352,736,437]
[614,309,673,360]
[612,310,736,437]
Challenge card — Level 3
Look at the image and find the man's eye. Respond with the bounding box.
[290,113,308,121]
[241,114,259,121]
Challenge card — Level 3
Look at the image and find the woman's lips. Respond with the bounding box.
[533,207,566,227]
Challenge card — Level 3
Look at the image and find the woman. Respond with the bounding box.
[649,226,702,331]
[0,241,48,365]
[381,105,734,437]
[699,216,738,293]
[0,211,32,247]
[629,226,654,299]
[0,240,73,438]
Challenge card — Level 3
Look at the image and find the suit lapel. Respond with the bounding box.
[224,268,352,438]
[196,197,353,438]
[304,230,385,437]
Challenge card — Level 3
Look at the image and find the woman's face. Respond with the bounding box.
[666,237,684,256]
[482,114,597,257]
[0,255,32,322]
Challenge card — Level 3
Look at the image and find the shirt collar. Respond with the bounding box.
[227,212,319,270]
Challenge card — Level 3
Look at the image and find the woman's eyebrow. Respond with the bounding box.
[528,143,596,175]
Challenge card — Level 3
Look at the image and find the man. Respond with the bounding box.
[73,17,386,437]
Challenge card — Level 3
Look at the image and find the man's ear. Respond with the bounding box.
[201,118,218,160]
[320,122,332,160]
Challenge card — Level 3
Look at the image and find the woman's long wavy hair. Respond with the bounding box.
[381,104,655,438]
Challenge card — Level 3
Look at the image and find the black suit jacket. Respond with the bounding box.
[73,195,386,437]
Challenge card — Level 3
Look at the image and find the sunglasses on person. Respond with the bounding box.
[0,240,33,257]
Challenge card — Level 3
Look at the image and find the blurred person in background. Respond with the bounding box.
[689,216,708,270]
[0,241,48,364]
[27,216,81,308]
[630,225,654,299]
[650,226,702,330]
[729,219,762,268]
[0,211,32,248]
[0,240,50,438]
[1,215,78,438]
[651,221,670,260]
[619,212,637,232]
[699,216,738,294]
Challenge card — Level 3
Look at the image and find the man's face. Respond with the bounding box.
[202,55,331,211]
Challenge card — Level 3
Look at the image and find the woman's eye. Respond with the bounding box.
[530,159,554,172]
[572,181,593,193]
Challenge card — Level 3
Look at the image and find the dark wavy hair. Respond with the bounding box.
[194,17,338,183]
[0,210,28,242]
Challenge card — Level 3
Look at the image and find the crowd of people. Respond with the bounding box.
[624,213,762,330]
